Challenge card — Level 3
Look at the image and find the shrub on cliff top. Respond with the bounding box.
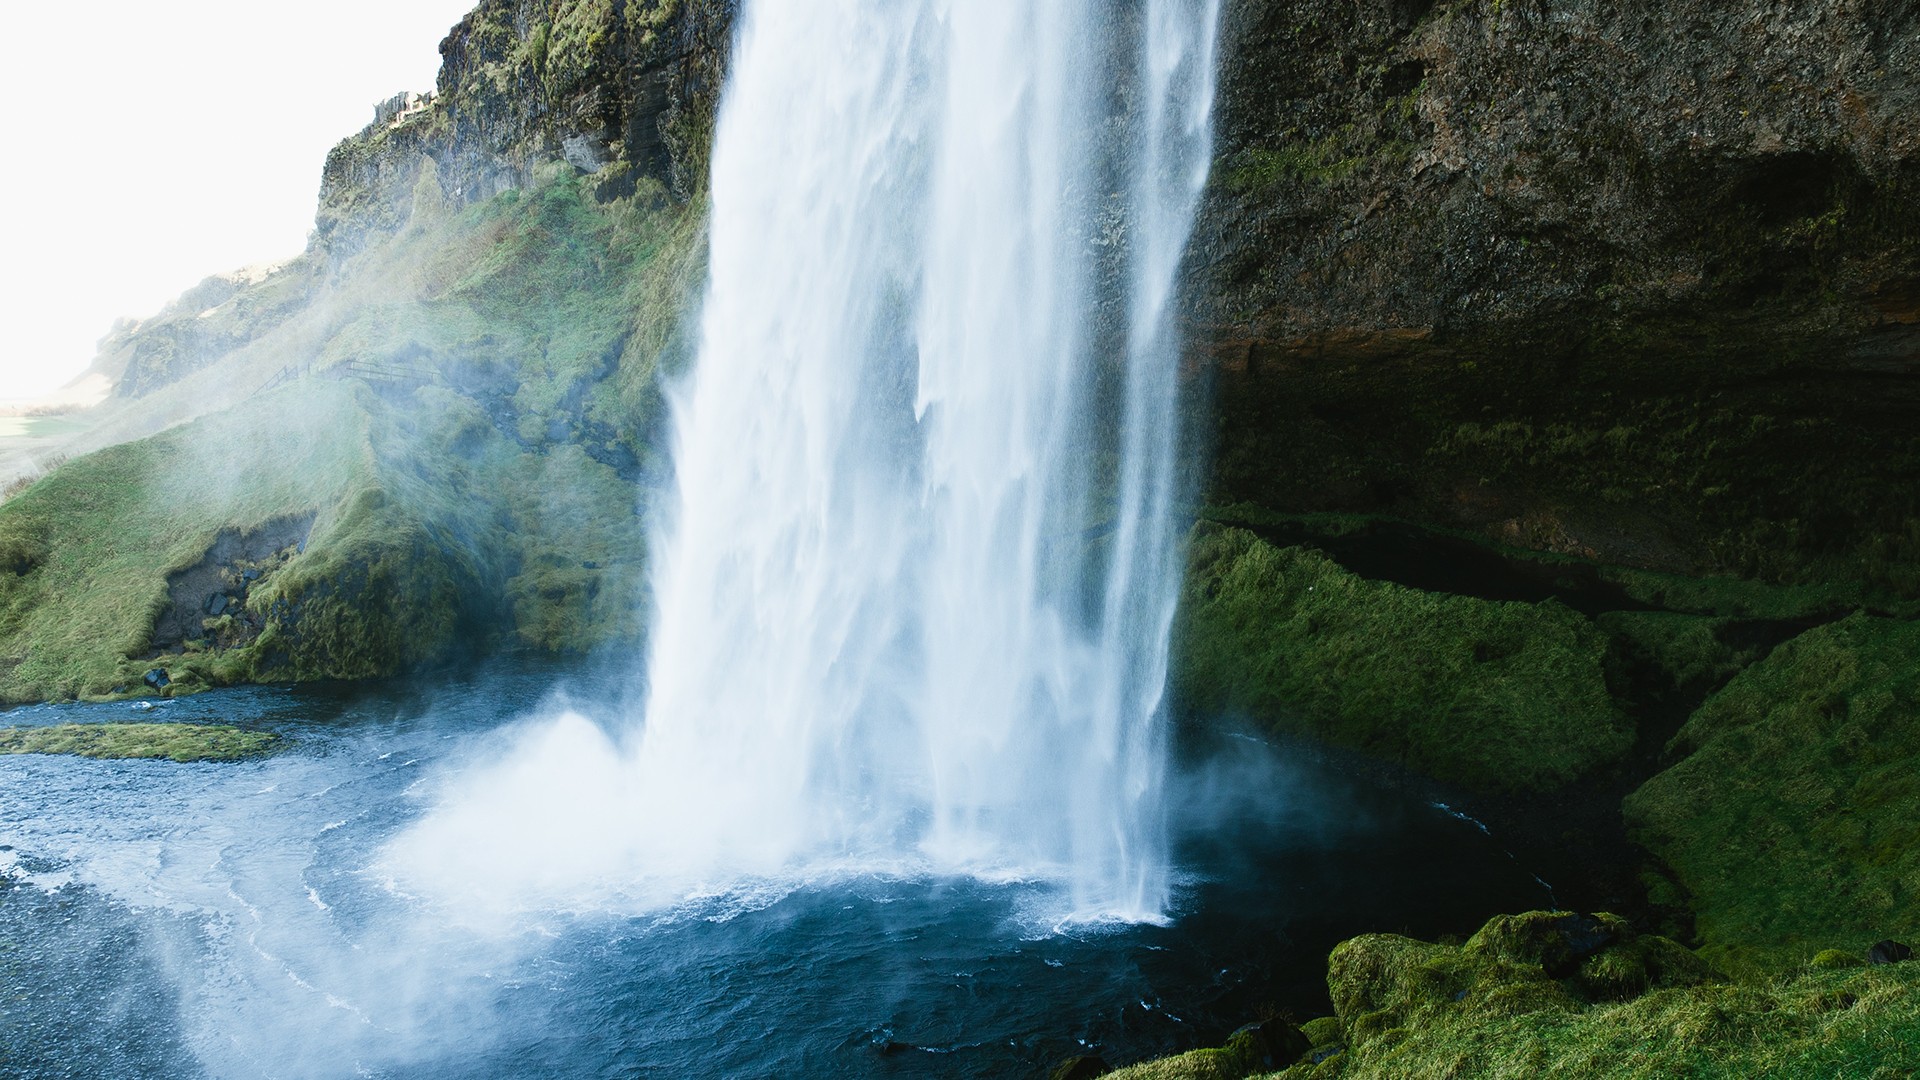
[1172,525,1631,793]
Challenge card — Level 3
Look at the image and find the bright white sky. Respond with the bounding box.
[0,0,478,402]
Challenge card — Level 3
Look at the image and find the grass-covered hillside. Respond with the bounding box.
[0,166,704,703]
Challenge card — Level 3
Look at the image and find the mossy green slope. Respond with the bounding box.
[0,382,375,700]
[0,169,704,703]
[1625,614,1920,977]
[1172,525,1631,793]
[0,723,279,763]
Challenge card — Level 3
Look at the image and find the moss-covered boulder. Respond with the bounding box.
[1624,614,1920,976]
[1101,1019,1312,1080]
[1173,525,1632,792]
[1261,913,1920,1079]
[1115,912,1920,1079]
[1330,913,1719,1038]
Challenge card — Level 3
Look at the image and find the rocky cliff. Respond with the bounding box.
[1191,0,1920,591]
[317,0,735,254]
[97,0,735,401]
[85,0,1920,591]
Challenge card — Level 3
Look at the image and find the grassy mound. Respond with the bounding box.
[1172,525,1631,792]
[1625,614,1920,976]
[0,723,280,763]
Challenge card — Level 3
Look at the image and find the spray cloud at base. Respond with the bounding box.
[391,0,1222,923]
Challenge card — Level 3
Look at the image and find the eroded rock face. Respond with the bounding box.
[1189,0,1920,591]
[149,514,315,654]
[1198,0,1918,338]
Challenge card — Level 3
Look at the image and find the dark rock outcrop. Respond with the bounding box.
[149,515,315,654]
[1868,939,1914,966]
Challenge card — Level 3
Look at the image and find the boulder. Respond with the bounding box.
[1868,940,1913,966]
[1048,1056,1110,1080]
[1224,1020,1312,1070]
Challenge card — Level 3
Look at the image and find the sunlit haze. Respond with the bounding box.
[0,1,476,402]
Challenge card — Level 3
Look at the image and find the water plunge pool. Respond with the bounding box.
[1,664,1554,1078]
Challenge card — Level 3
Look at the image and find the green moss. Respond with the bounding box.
[1104,1022,1311,1080]
[1173,526,1631,792]
[1126,912,1920,1079]
[1300,1017,1342,1047]
[1810,949,1865,971]
[0,383,372,702]
[243,485,486,682]
[1624,614,1920,976]
[542,0,616,94]
[1101,1048,1253,1080]
[1594,564,1867,622]
[0,723,280,763]
[1253,912,1920,1079]
[1225,137,1363,190]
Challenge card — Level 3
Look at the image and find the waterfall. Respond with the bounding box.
[636,0,1219,920]
[388,0,1218,923]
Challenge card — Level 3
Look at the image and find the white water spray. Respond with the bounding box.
[392,0,1219,922]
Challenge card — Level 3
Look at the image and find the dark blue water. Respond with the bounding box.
[0,665,1554,1078]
